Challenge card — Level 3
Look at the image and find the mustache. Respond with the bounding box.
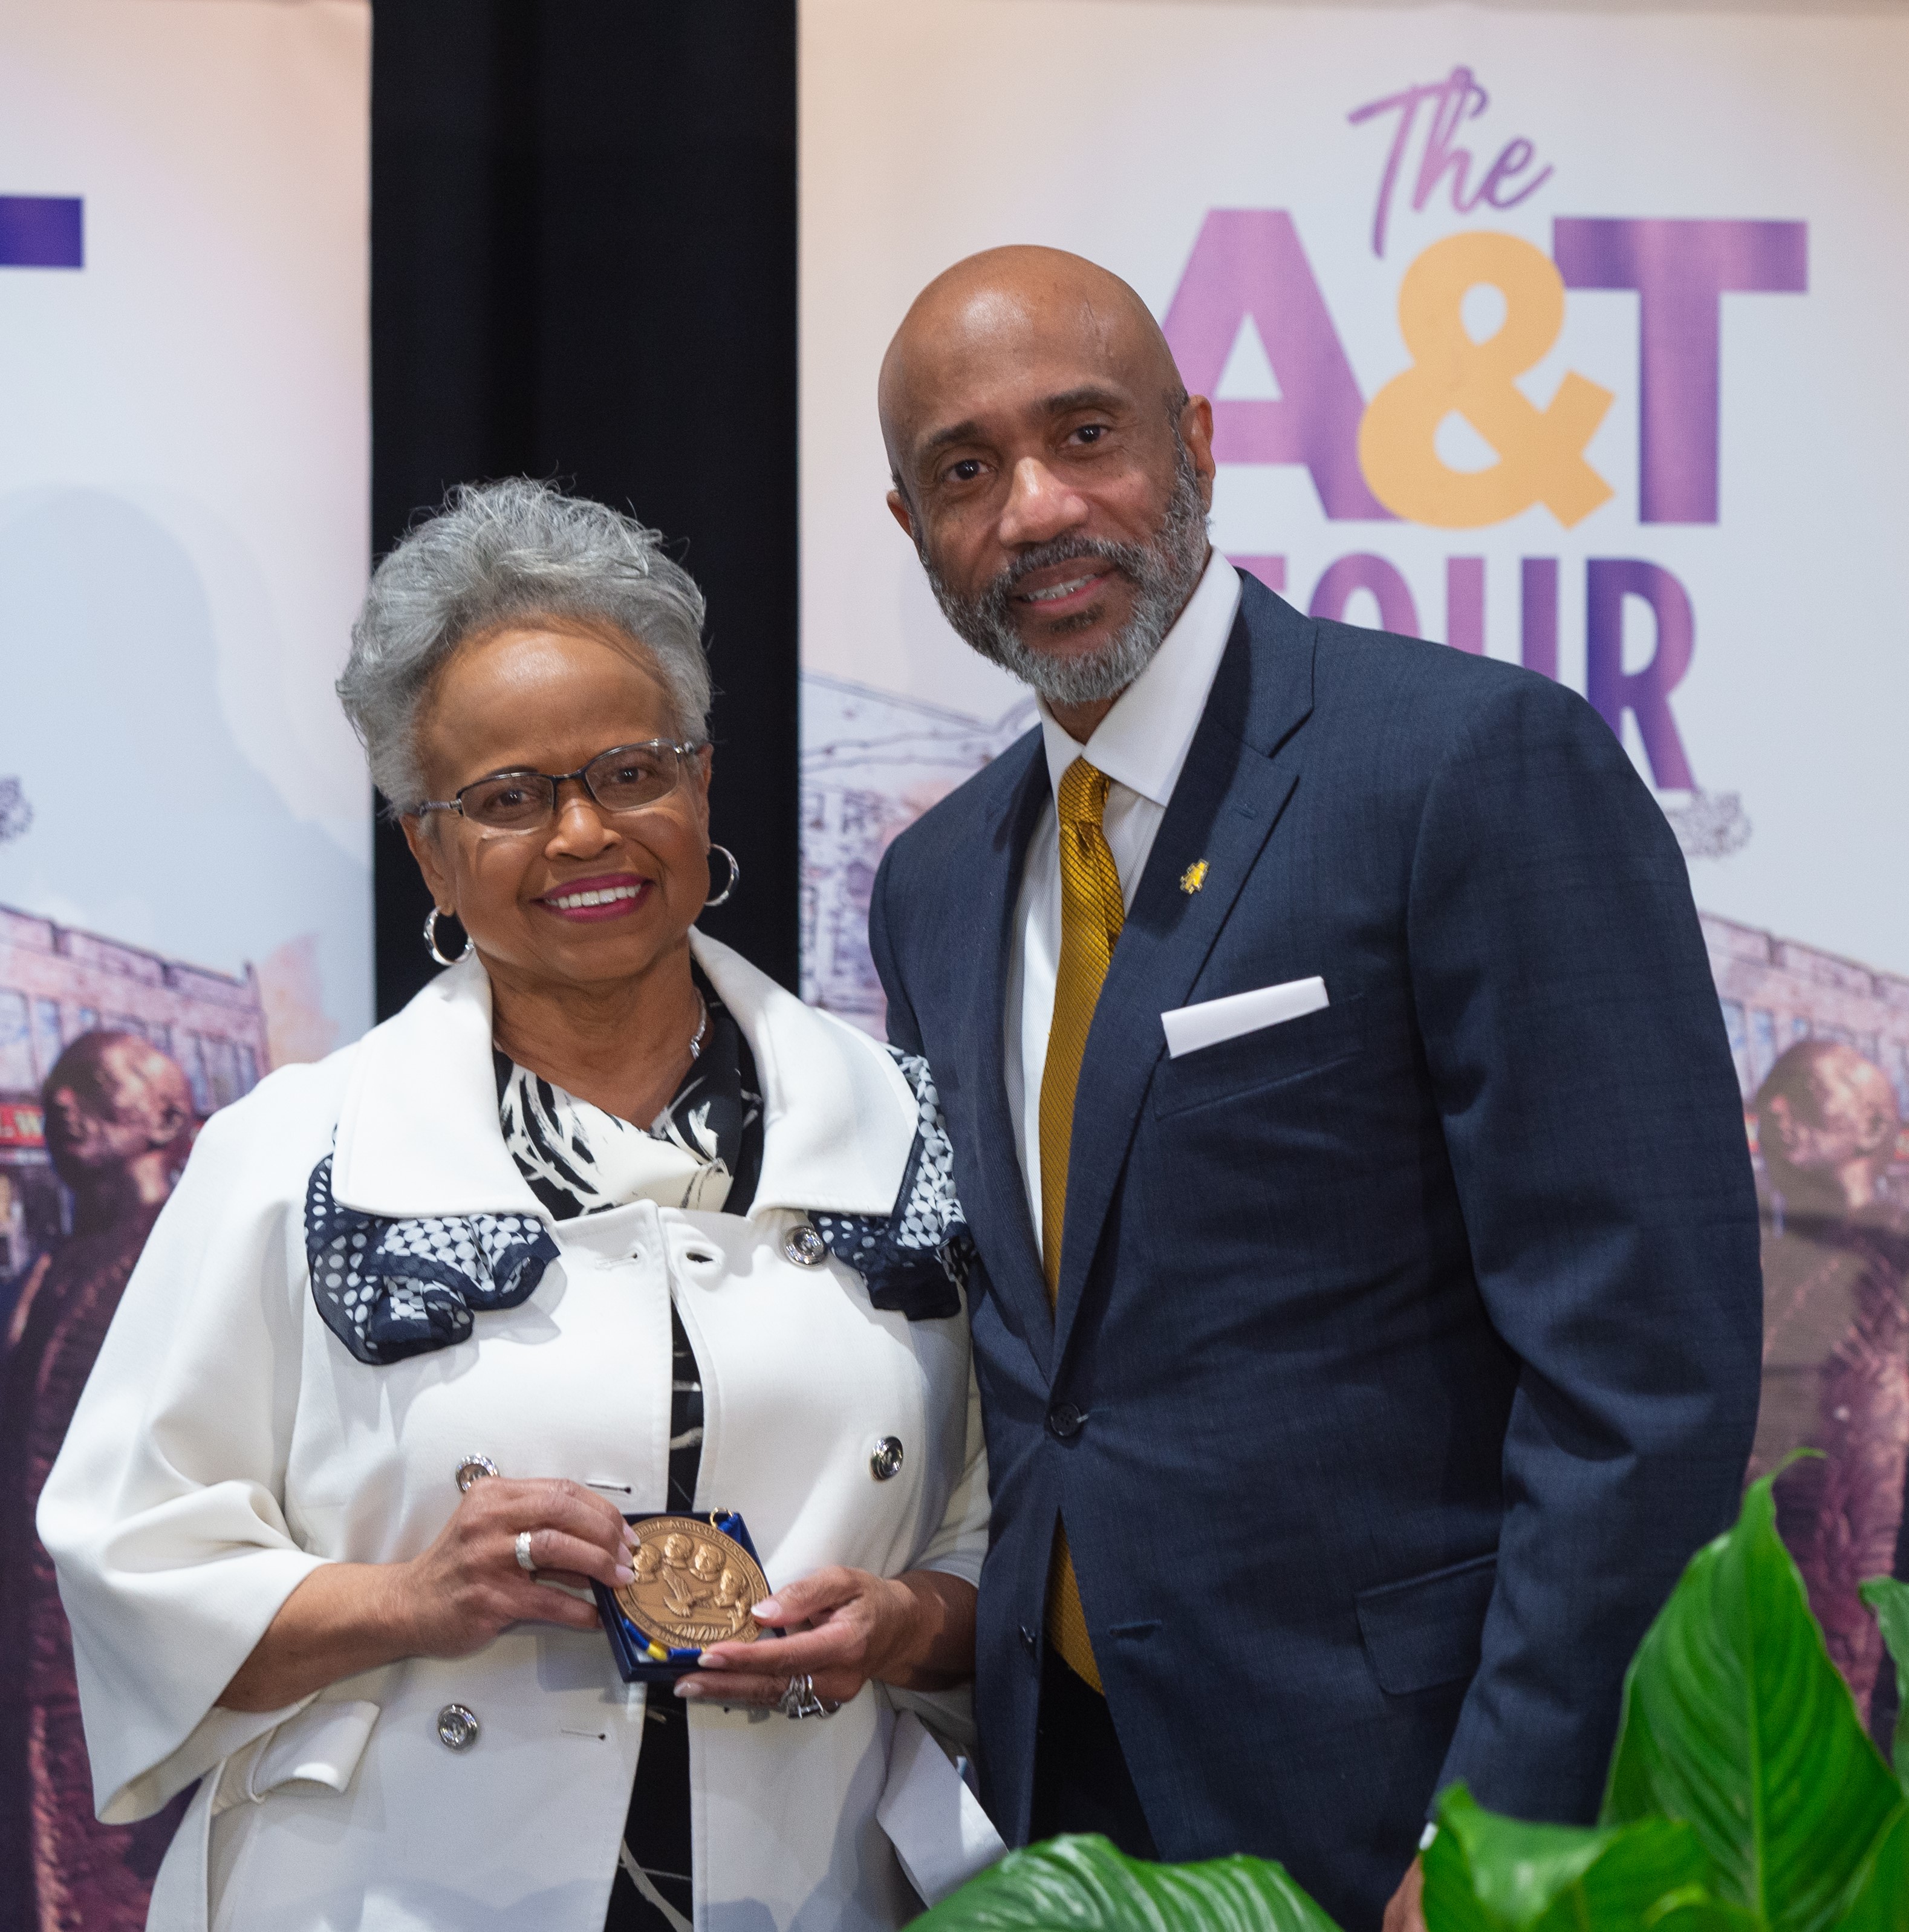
[987,535,1143,606]
[977,533,1143,622]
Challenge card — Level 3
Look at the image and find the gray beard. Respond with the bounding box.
[920,443,1211,709]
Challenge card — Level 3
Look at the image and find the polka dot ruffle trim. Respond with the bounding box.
[811,1050,971,1322]
[304,1153,559,1365]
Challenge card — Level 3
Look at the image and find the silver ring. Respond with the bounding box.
[779,1673,830,1720]
[455,1454,499,1494]
[515,1530,538,1575]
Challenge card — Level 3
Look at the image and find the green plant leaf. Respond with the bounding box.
[912,1834,1344,1932]
[1602,1473,1904,1932]
[1858,1576,1909,1791]
[1647,1904,1764,1932]
[1833,1804,1909,1932]
[1422,1784,1718,1932]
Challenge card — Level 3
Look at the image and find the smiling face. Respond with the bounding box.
[880,247,1215,715]
[401,621,711,1001]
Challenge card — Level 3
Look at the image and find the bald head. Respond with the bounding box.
[879,246,1185,480]
[44,1032,195,1225]
[877,247,1214,733]
[1757,1038,1900,1213]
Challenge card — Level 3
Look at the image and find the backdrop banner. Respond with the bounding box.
[799,0,1909,1729]
[0,2,369,1921]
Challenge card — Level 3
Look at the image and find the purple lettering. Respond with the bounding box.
[1350,68,1549,258]
[1413,68,1491,218]
[1553,218,1807,524]
[1310,555,1420,636]
[1226,555,1287,592]
[1162,210,1393,521]
[1477,138,1552,212]
[1520,558,1558,681]
[1446,558,1485,654]
[1348,79,1442,259]
[1585,559,1695,789]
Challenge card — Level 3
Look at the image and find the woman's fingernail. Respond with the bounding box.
[613,1564,634,1584]
[697,1651,727,1669]
[753,1599,780,1621]
[674,1680,701,1699]
[622,1526,640,1550]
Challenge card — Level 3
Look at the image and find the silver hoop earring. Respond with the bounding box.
[704,844,740,908]
[423,906,472,966]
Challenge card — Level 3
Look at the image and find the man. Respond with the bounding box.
[867,247,1761,1930]
[0,1032,197,1932]
[1749,1039,1909,1728]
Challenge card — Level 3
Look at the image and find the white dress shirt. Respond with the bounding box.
[1005,554,1243,1249]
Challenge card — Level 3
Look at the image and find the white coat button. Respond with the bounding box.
[784,1222,827,1267]
[437,1704,480,1751]
[454,1455,499,1494]
[870,1437,905,1481]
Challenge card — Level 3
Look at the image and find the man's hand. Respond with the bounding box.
[1382,1856,1426,1932]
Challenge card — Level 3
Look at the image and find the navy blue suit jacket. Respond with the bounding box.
[868,578,1761,1929]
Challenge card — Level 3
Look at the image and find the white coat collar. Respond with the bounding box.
[330,931,916,1223]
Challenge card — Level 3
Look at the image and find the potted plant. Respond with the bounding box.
[916,1472,1909,1931]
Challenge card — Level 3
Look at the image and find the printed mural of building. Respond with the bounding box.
[801,672,1037,1032]
[1703,911,1909,1151]
[0,903,270,1289]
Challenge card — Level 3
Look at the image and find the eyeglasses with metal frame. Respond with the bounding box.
[412,740,706,834]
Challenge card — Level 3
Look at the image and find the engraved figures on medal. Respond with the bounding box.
[614,1514,769,1651]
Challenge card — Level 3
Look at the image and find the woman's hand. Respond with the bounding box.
[217,1477,636,1712]
[683,1566,975,1711]
[393,1476,636,1657]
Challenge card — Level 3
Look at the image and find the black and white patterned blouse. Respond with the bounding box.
[492,971,759,1932]
[496,975,764,1226]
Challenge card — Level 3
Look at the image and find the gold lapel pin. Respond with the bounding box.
[1180,859,1209,895]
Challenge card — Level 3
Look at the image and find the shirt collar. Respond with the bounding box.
[1037,553,1242,807]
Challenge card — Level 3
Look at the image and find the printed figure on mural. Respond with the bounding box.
[1746,1035,1909,1735]
[0,914,270,1930]
[0,1033,201,1930]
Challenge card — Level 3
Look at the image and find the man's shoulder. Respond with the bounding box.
[1251,585,1607,772]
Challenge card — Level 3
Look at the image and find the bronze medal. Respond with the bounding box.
[613,1514,770,1650]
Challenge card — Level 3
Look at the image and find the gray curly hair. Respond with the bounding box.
[337,478,712,811]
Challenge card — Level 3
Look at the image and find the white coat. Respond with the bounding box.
[39,933,998,1931]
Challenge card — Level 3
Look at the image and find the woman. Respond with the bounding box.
[39,481,997,1931]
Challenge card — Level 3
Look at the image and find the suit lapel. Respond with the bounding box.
[1050,585,1318,1362]
[952,733,1059,1371]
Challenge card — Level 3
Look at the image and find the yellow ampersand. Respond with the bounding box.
[1359,231,1615,529]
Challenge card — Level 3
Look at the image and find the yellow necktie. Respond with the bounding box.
[1037,758,1125,1692]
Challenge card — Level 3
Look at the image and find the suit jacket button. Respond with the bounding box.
[436,1704,480,1751]
[870,1436,905,1480]
[1047,1402,1084,1439]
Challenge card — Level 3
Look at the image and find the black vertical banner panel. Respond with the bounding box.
[370,2,799,1018]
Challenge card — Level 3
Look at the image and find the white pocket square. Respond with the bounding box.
[1160,976,1329,1059]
